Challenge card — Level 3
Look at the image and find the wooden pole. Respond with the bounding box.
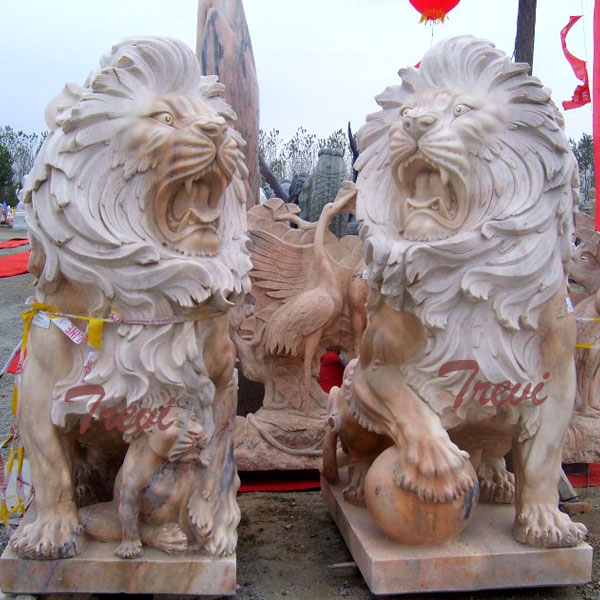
[514,0,537,72]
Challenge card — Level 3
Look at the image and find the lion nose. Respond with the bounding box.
[193,116,227,141]
[402,113,438,140]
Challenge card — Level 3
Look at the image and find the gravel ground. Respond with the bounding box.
[0,227,597,600]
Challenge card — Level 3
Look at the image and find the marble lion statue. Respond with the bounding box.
[324,36,586,548]
[11,37,251,559]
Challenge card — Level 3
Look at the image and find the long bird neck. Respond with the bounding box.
[312,205,336,286]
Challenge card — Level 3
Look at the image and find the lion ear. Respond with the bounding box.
[44,82,85,131]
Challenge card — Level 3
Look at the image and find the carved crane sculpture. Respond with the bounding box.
[248,183,357,412]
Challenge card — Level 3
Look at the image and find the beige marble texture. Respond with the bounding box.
[322,468,592,596]
[1,508,235,596]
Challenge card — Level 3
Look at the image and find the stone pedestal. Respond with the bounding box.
[322,469,592,596]
[1,508,236,596]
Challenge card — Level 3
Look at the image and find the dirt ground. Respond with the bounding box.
[0,228,598,600]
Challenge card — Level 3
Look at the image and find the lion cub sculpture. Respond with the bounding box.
[323,36,587,548]
[10,37,251,560]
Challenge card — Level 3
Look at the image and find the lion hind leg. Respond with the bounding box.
[478,453,515,504]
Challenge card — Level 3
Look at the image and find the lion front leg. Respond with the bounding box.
[348,299,474,503]
[188,378,239,556]
[190,320,239,555]
[513,315,587,547]
[351,360,474,503]
[10,336,83,559]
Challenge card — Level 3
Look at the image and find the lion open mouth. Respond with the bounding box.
[160,163,229,256]
[396,155,462,241]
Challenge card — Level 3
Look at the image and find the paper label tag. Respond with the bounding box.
[52,317,86,344]
[82,351,98,376]
[362,268,369,280]
[566,296,575,314]
[32,312,50,329]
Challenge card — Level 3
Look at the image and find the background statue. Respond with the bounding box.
[570,210,600,299]
[562,211,600,461]
[232,189,366,470]
[299,148,349,237]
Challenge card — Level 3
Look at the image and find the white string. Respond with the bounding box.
[581,0,589,63]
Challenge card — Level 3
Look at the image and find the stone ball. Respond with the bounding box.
[364,446,479,545]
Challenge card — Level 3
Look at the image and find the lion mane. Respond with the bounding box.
[23,37,251,426]
[355,36,576,433]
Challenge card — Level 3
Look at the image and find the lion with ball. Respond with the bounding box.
[324,36,586,548]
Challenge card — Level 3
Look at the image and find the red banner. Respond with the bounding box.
[561,15,591,110]
[594,2,600,231]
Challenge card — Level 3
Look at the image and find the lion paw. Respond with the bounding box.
[394,450,475,503]
[204,524,237,557]
[152,523,188,554]
[10,510,83,559]
[405,434,469,476]
[342,462,369,506]
[188,494,219,538]
[115,539,143,559]
[478,463,515,504]
[343,484,365,506]
[514,505,587,547]
[395,436,473,502]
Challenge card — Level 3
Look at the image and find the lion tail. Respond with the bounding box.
[322,386,342,483]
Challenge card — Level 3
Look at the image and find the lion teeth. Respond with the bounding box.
[185,178,193,194]
[440,168,449,186]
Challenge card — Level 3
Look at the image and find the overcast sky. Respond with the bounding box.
[0,0,594,143]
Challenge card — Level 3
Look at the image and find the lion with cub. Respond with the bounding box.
[11,37,250,559]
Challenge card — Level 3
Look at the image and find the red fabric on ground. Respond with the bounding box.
[0,251,29,277]
[238,470,321,493]
[319,351,344,393]
[0,239,28,249]
[566,463,600,487]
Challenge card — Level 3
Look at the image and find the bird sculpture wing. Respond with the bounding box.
[247,229,313,301]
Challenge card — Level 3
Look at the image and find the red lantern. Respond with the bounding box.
[409,0,460,23]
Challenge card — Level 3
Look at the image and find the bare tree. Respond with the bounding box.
[258,154,289,201]
[514,0,537,72]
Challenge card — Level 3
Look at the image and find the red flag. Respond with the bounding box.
[6,350,21,376]
[561,16,591,110]
[594,1,600,232]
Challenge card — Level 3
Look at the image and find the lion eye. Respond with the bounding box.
[152,111,174,126]
[401,107,412,117]
[453,104,472,117]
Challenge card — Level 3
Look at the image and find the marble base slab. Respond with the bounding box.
[1,508,236,596]
[322,469,593,595]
